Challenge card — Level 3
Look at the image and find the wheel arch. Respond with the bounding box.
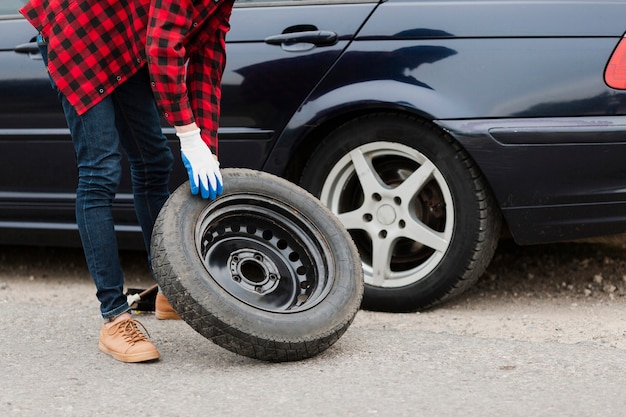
[263,79,464,180]
[263,79,506,236]
[278,107,442,184]
[277,105,500,218]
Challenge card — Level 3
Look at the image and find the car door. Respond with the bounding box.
[0,3,157,246]
[0,0,378,248]
[0,3,86,241]
[218,0,379,170]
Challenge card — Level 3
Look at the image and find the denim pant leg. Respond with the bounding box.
[112,68,173,254]
[59,94,129,320]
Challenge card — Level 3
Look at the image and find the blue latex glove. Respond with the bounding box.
[176,128,223,199]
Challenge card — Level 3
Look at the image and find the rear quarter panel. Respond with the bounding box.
[277,0,626,244]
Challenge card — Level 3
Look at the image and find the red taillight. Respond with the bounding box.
[605,36,626,89]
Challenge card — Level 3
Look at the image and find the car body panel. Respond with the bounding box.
[0,0,378,247]
[219,1,378,168]
[437,116,626,244]
[266,0,626,245]
[2,0,626,248]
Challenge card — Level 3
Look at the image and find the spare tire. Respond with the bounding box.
[150,168,363,362]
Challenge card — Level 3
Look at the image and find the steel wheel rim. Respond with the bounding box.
[195,194,334,313]
[320,141,454,288]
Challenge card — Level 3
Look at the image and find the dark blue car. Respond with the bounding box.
[2,0,626,312]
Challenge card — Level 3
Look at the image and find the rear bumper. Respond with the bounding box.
[438,116,626,244]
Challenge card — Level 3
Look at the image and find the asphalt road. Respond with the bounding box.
[2,245,626,416]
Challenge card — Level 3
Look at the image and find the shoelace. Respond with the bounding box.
[114,319,150,345]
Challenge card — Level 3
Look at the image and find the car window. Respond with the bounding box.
[0,0,26,16]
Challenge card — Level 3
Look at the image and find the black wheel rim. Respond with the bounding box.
[195,194,334,313]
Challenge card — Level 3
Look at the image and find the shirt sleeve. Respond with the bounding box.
[186,9,230,152]
[146,0,196,127]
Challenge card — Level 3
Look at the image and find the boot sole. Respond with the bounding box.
[155,310,181,320]
[98,342,160,363]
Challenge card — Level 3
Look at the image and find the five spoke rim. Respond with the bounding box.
[320,141,454,288]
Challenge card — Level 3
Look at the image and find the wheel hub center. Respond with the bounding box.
[229,249,280,294]
[376,204,397,225]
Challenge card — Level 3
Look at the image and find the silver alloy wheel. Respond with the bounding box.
[319,141,454,288]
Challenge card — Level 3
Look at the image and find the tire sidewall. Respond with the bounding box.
[300,115,489,310]
[153,169,364,342]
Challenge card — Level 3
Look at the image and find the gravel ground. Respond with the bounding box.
[471,237,626,302]
[2,237,626,350]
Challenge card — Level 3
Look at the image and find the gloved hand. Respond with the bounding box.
[176,128,223,199]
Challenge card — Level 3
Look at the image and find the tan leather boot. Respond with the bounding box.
[98,318,160,363]
[155,293,181,320]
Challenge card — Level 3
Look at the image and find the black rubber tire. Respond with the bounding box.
[300,113,501,312]
[150,168,363,362]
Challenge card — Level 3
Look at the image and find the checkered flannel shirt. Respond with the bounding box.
[20,0,234,151]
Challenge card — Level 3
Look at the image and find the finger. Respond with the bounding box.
[200,174,210,199]
[203,167,217,200]
[215,173,223,196]
[207,168,217,191]
[200,178,215,200]
[214,166,223,185]
[181,153,199,195]
[188,173,199,195]
[190,179,199,195]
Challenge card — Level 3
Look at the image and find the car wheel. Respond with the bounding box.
[150,168,363,362]
[300,113,500,312]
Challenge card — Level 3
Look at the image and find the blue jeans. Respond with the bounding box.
[58,68,173,320]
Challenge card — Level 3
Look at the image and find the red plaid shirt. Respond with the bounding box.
[19,0,233,150]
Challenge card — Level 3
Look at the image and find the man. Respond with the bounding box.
[19,0,234,363]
